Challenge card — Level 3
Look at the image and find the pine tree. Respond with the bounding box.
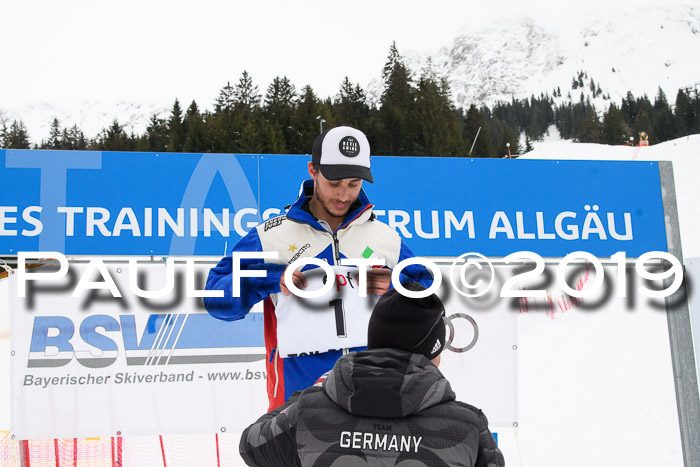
[602,103,630,145]
[572,107,602,143]
[555,102,575,139]
[527,103,544,140]
[621,91,637,125]
[6,120,31,149]
[234,71,261,111]
[183,101,208,152]
[264,76,296,117]
[651,87,675,142]
[653,107,676,143]
[492,100,521,134]
[263,76,296,152]
[211,81,239,153]
[290,85,323,154]
[47,118,62,149]
[674,89,696,137]
[258,119,287,154]
[237,119,263,154]
[334,77,370,130]
[414,66,464,156]
[60,128,71,149]
[379,43,418,155]
[167,99,185,152]
[58,124,87,150]
[486,115,503,154]
[74,126,87,150]
[382,42,402,84]
[214,81,235,113]
[0,123,8,148]
[96,119,131,151]
[221,71,262,153]
[693,91,700,134]
[653,87,668,112]
[143,115,169,152]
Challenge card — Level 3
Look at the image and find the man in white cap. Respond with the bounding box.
[205,126,433,410]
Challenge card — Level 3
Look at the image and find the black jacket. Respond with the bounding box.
[240,348,505,467]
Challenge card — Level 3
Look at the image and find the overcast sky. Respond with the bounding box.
[2,0,691,109]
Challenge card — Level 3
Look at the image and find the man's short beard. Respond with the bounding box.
[313,189,354,220]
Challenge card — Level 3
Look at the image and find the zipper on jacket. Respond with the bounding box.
[272,348,280,398]
[332,233,341,264]
[292,217,341,265]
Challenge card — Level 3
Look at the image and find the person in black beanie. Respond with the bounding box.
[239,283,505,467]
[368,282,447,361]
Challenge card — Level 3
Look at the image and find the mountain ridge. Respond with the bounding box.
[3,4,699,143]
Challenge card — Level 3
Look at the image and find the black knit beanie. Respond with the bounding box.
[367,283,446,360]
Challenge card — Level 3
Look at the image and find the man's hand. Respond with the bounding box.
[280,268,307,296]
[362,267,392,296]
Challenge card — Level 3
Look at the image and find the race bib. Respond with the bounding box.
[275,266,378,358]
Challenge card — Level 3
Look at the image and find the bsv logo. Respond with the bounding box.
[27,313,264,369]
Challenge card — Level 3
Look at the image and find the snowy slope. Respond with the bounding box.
[0,100,169,147]
[369,4,700,109]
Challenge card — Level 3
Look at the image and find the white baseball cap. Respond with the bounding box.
[311,126,373,183]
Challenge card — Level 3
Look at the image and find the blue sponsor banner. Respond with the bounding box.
[1,149,667,257]
[366,157,666,257]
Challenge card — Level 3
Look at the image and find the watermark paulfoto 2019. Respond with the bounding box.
[12,250,684,301]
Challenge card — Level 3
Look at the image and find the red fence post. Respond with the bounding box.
[159,435,167,467]
[215,434,221,467]
[22,440,30,467]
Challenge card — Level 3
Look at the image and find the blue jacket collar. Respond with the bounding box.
[286,179,374,232]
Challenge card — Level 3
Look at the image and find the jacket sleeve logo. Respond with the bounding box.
[264,216,286,231]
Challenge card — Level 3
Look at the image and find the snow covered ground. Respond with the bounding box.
[498,132,698,466]
[1,135,698,465]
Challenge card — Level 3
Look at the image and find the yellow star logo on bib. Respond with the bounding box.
[288,244,298,253]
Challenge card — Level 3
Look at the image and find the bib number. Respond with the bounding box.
[275,266,377,357]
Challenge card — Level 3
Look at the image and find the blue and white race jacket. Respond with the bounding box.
[204,179,433,410]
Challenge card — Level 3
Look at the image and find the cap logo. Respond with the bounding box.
[338,136,360,158]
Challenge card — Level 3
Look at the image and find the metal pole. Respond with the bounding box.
[469,127,481,156]
[659,161,700,467]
